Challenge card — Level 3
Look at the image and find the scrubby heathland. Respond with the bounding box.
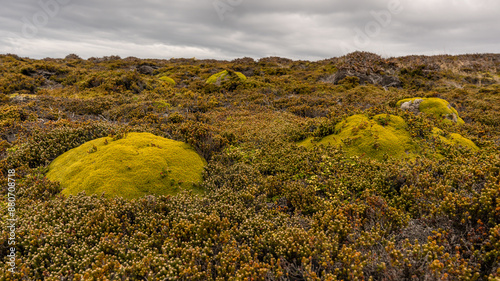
[0,52,499,280]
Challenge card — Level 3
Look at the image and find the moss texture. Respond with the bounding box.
[432,127,479,151]
[206,70,247,84]
[3,53,500,280]
[159,75,176,86]
[299,114,417,160]
[397,97,465,125]
[46,132,206,199]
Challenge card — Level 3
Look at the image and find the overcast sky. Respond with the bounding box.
[0,0,499,61]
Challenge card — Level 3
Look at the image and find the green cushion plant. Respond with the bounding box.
[431,127,479,151]
[158,75,176,86]
[299,114,478,161]
[397,97,465,125]
[299,114,417,160]
[206,70,247,85]
[46,132,206,199]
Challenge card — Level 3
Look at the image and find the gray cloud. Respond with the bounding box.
[0,0,498,60]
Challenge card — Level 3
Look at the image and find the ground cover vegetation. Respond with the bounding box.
[0,52,499,280]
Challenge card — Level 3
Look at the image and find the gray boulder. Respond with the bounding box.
[400,99,423,115]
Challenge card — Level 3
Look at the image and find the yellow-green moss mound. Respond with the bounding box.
[206,70,247,85]
[432,127,479,151]
[299,113,478,160]
[158,75,176,86]
[397,97,465,125]
[299,114,417,160]
[46,132,206,199]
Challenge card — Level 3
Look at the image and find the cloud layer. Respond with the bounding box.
[1,0,499,60]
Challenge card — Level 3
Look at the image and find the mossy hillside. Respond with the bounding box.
[299,114,417,160]
[397,97,465,125]
[46,132,206,199]
[3,53,500,280]
[206,70,247,84]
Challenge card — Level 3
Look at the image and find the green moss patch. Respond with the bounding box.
[299,114,417,160]
[431,127,479,151]
[206,70,247,85]
[46,132,206,199]
[397,97,465,125]
[158,75,176,86]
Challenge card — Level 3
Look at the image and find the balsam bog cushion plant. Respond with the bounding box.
[46,132,206,199]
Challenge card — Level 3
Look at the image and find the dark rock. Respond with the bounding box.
[380,75,402,88]
[65,54,81,60]
[137,65,155,75]
[231,57,256,64]
[38,70,56,79]
[322,51,402,88]
[7,134,16,143]
[325,69,402,88]
[21,68,55,79]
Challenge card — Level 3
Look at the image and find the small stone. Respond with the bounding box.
[400,99,423,114]
[137,65,154,75]
[444,113,458,123]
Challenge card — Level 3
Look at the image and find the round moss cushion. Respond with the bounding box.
[299,114,417,160]
[46,132,206,199]
[158,75,176,86]
[397,97,465,125]
[431,127,479,151]
[206,70,247,85]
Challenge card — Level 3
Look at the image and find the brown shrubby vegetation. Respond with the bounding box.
[0,52,499,280]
